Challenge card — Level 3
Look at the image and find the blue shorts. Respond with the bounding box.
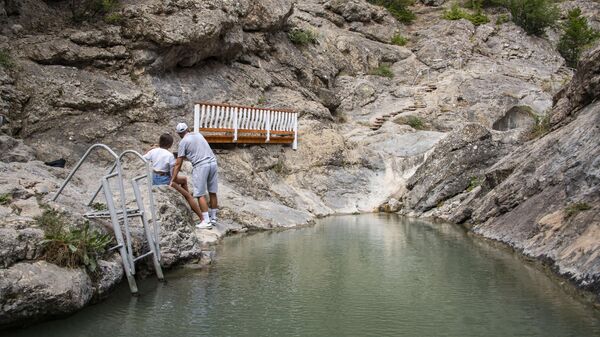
[152,173,171,186]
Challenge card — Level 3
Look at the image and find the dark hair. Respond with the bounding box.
[158,133,174,149]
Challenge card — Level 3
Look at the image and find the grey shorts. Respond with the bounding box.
[192,162,218,197]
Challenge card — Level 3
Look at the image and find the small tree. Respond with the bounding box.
[558,8,600,68]
[508,0,559,36]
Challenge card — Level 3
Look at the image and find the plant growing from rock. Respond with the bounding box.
[367,0,416,24]
[256,96,267,105]
[506,0,558,36]
[565,202,591,218]
[36,208,113,273]
[0,49,14,69]
[91,202,107,211]
[391,34,408,46]
[104,12,123,25]
[406,116,424,129]
[370,65,394,78]
[529,114,551,139]
[0,193,12,205]
[288,28,318,45]
[69,0,121,23]
[466,176,481,192]
[443,2,489,26]
[495,13,510,25]
[557,8,600,68]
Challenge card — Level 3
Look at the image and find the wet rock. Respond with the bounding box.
[91,257,124,301]
[404,123,516,212]
[0,261,93,328]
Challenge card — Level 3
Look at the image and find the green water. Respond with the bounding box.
[6,214,600,337]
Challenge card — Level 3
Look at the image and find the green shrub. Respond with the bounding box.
[36,209,113,273]
[507,0,558,36]
[530,114,551,139]
[70,0,121,23]
[91,202,107,211]
[288,28,318,45]
[272,160,286,174]
[370,65,394,78]
[104,12,123,25]
[558,8,600,68]
[391,34,409,46]
[496,13,510,25]
[466,177,481,192]
[443,3,489,26]
[443,3,468,20]
[565,202,591,218]
[367,0,416,24]
[0,49,14,69]
[0,193,12,205]
[406,116,424,129]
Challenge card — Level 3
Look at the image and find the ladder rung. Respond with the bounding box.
[84,208,141,219]
[133,251,154,262]
[108,244,123,252]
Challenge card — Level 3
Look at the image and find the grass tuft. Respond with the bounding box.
[565,202,591,218]
[36,209,113,273]
[370,65,394,78]
[288,28,318,45]
[391,34,408,46]
[0,193,12,205]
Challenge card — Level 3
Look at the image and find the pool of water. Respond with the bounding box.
[6,214,600,336]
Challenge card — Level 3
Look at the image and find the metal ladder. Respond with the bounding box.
[52,144,164,294]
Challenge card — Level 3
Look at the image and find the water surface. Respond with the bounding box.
[7,214,600,336]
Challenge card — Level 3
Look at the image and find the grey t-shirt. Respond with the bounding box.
[177,132,216,167]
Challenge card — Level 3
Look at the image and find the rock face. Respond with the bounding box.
[0,261,93,326]
[402,44,600,300]
[1,0,599,328]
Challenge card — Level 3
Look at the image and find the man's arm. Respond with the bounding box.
[170,157,184,187]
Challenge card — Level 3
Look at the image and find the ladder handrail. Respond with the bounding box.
[52,144,121,202]
[121,150,161,261]
[88,151,160,252]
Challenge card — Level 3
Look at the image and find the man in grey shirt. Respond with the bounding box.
[170,122,219,229]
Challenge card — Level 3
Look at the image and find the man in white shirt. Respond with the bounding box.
[171,123,219,229]
[144,133,203,222]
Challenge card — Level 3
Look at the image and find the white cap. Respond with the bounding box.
[176,122,188,133]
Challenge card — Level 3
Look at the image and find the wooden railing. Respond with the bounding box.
[193,102,298,150]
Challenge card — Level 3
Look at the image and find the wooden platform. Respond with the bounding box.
[193,102,298,149]
[200,127,295,145]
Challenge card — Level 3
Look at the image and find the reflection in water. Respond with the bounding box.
[6,214,600,337]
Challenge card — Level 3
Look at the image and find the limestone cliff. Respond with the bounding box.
[0,0,599,328]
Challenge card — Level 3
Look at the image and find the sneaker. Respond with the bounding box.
[210,218,218,226]
[195,221,213,229]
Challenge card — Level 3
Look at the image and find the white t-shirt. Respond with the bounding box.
[143,148,176,173]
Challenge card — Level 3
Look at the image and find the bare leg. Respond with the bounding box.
[209,192,218,209]
[171,183,203,220]
[174,175,188,192]
[197,195,209,213]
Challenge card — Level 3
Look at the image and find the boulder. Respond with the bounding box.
[0,261,93,328]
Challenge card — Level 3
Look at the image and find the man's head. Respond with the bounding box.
[158,133,174,149]
[176,122,189,138]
